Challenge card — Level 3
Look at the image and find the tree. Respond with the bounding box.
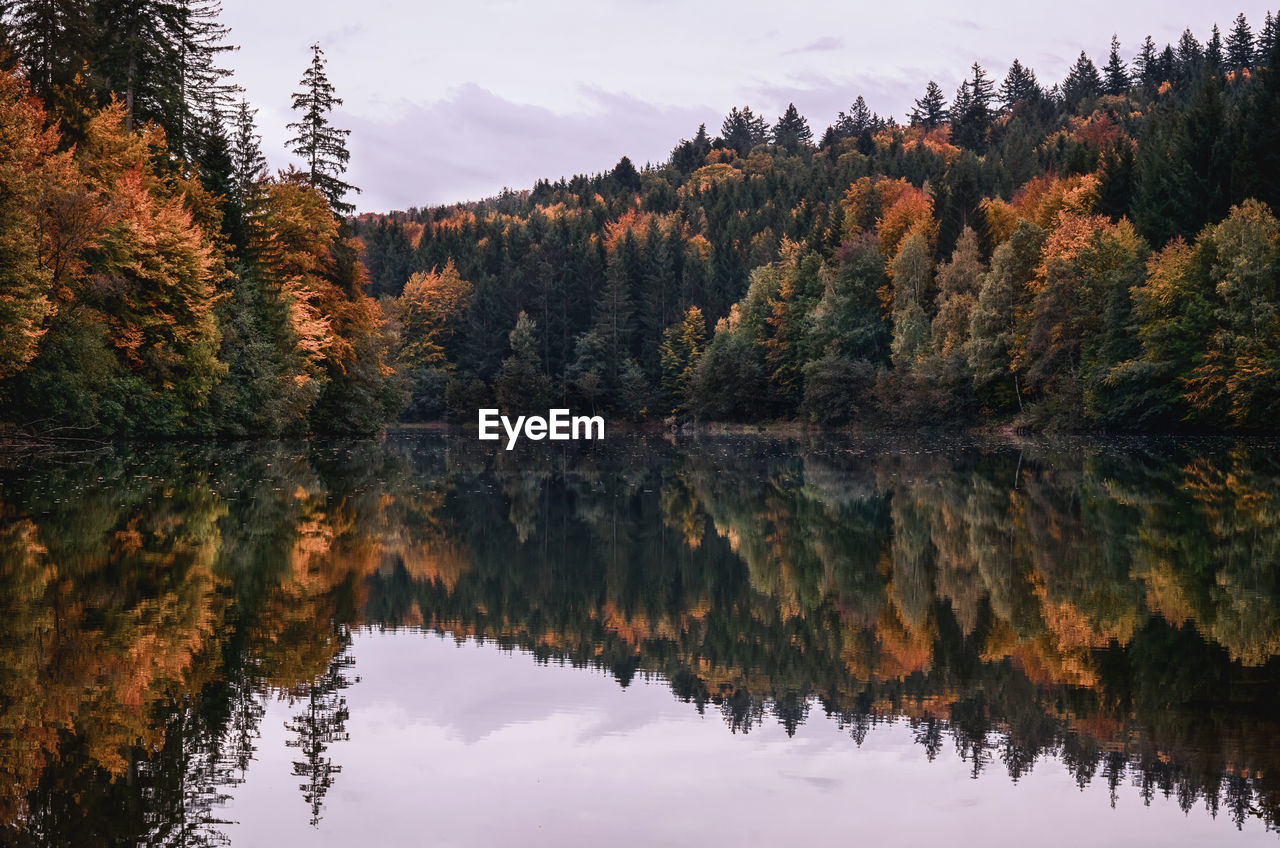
[1175,28,1203,83]
[231,98,266,200]
[829,95,873,142]
[658,305,707,410]
[1135,35,1160,87]
[0,69,59,379]
[4,0,94,108]
[1000,60,1039,109]
[1206,24,1225,71]
[910,81,948,129]
[1226,12,1254,70]
[1261,12,1277,66]
[286,43,358,215]
[1185,200,1280,427]
[771,102,812,151]
[1018,214,1146,427]
[720,106,767,155]
[496,311,551,412]
[932,226,984,363]
[1062,51,1103,109]
[173,0,241,161]
[966,221,1045,411]
[890,233,934,370]
[1103,35,1129,96]
[951,63,994,149]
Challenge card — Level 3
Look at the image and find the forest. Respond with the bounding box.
[2,6,1280,433]
[0,1,398,436]
[360,11,1280,431]
[4,434,1280,839]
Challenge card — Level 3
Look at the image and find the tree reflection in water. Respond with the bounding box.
[1,433,1279,842]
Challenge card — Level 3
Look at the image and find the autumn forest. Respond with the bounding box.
[3,7,1280,434]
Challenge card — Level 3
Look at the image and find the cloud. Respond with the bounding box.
[785,36,845,54]
[342,84,712,212]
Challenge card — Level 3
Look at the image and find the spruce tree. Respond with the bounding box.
[287,42,358,215]
[1226,12,1254,70]
[909,81,948,129]
[231,98,266,199]
[719,106,767,155]
[1175,28,1202,83]
[1062,51,1103,108]
[1135,35,1160,87]
[1000,59,1039,108]
[830,95,873,140]
[1261,12,1277,66]
[176,0,240,161]
[1207,25,1224,71]
[1103,36,1129,95]
[771,102,812,151]
[5,0,94,105]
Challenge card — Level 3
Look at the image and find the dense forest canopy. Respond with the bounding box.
[357,10,1280,432]
[2,5,1280,433]
[0,1,397,436]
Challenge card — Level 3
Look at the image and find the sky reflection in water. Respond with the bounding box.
[1,433,1279,845]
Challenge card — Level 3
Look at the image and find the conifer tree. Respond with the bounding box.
[287,43,358,215]
[496,311,551,412]
[1261,12,1277,65]
[771,102,812,151]
[1135,35,1160,87]
[999,60,1039,108]
[1207,24,1225,70]
[176,0,240,161]
[909,81,948,129]
[1103,35,1129,95]
[4,0,94,105]
[720,106,767,155]
[1227,12,1254,70]
[1062,51,1103,108]
[231,98,266,200]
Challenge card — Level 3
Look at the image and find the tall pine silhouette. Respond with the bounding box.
[287,43,358,214]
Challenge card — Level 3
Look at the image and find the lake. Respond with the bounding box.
[1,433,1278,846]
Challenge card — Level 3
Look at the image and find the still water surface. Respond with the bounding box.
[1,433,1278,845]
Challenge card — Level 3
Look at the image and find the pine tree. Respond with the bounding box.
[496,311,551,412]
[720,106,766,155]
[1207,24,1224,71]
[1000,59,1039,108]
[909,81,948,129]
[1173,28,1202,84]
[1136,35,1160,87]
[951,63,994,149]
[1062,51,1103,108]
[231,98,266,200]
[93,0,186,132]
[5,0,94,105]
[830,95,873,140]
[1261,12,1277,66]
[771,102,812,151]
[1227,12,1254,70]
[1104,35,1129,95]
[969,61,996,114]
[175,0,240,161]
[286,43,358,215]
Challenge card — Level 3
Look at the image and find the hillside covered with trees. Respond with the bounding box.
[0,1,399,437]
[359,11,1280,432]
[3,6,1280,435]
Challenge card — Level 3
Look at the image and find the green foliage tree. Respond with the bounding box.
[496,311,551,413]
[287,43,358,215]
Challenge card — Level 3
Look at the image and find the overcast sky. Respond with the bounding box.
[218,0,1278,213]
